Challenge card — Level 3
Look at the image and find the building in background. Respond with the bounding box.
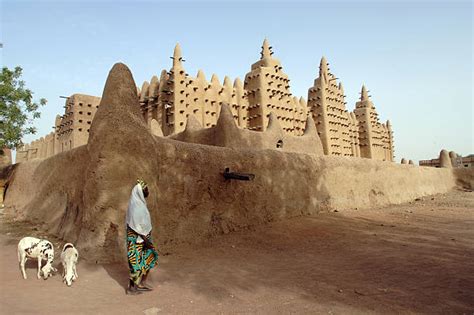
[420,153,473,168]
[16,94,100,163]
[15,40,395,163]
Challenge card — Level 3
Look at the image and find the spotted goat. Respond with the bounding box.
[60,243,79,286]
[17,237,58,280]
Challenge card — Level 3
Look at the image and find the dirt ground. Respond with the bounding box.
[0,189,473,315]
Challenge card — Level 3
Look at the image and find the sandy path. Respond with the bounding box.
[0,189,473,314]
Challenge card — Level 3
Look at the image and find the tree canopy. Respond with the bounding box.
[0,66,46,150]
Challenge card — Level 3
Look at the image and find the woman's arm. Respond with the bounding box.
[141,232,155,249]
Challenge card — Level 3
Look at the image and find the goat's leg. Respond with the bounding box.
[73,264,78,280]
[19,254,27,280]
[37,257,42,279]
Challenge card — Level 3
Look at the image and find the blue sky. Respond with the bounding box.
[1,0,472,162]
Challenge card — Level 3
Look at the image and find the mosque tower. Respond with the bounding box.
[354,85,393,161]
[244,39,300,134]
[307,57,357,156]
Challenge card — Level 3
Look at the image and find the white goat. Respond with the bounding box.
[17,237,57,280]
[60,243,79,286]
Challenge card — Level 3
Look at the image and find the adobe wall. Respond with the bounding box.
[170,105,324,156]
[3,137,456,263]
[2,63,456,264]
[452,167,474,190]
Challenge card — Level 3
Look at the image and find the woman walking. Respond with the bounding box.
[125,179,158,295]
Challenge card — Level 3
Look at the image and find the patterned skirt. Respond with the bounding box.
[126,226,159,285]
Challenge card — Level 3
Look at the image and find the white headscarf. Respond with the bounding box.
[126,184,152,239]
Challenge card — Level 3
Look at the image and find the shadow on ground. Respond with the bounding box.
[150,193,474,313]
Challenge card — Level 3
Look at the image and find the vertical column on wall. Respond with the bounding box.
[54,114,61,155]
[293,97,299,136]
[147,76,159,126]
[182,69,195,128]
[40,137,46,159]
[348,112,360,157]
[371,111,384,160]
[194,70,207,127]
[200,70,212,128]
[37,140,43,159]
[24,144,30,160]
[174,44,190,133]
[156,69,169,132]
[27,143,35,160]
[308,57,330,155]
[294,97,307,136]
[233,78,249,128]
[293,97,300,136]
[139,81,150,124]
[68,95,76,150]
[337,83,351,157]
[47,132,55,158]
[185,70,200,127]
[207,74,221,127]
[244,71,262,132]
[288,96,297,135]
[162,43,188,135]
[244,39,269,132]
[23,145,30,162]
[386,120,394,161]
[35,138,42,159]
[57,96,68,153]
[354,85,374,159]
[57,102,66,154]
[187,72,198,126]
[44,134,50,158]
[228,77,240,126]
[382,123,390,161]
[70,95,79,150]
[222,76,234,121]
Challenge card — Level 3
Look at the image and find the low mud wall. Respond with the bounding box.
[3,141,456,262]
[452,168,474,190]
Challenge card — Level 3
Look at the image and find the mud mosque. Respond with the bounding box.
[16,40,394,163]
[1,45,463,263]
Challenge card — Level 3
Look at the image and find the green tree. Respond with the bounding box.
[0,66,46,150]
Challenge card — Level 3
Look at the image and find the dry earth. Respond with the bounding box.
[0,189,473,314]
